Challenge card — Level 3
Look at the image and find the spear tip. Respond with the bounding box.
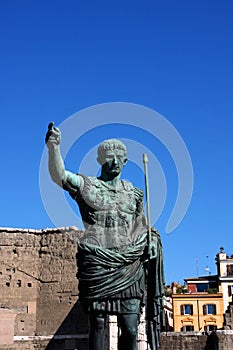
[143,153,148,163]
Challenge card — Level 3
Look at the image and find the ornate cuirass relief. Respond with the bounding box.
[84,178,136,212]
[77,177,143,248]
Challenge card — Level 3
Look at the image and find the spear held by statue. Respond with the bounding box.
[143,154,165,350]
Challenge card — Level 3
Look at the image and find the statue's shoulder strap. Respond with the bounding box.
[121,179,134,191]
[121,180,144,200]
[133,186,144,215]
[133,186,144,201]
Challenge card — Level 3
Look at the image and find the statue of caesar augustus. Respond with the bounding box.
[46,122,164,350]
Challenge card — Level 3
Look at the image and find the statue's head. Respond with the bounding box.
[97,139,127,174]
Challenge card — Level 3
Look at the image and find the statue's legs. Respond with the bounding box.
[117,313,138,350]
[89,312,106,350]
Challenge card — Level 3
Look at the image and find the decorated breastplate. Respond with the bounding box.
[77,177,142,248]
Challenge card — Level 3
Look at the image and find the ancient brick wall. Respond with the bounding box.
[36,229,79,336]
[160,332,208,350]
[160,330,233,350]
[0,227,88,350]
[0,228,39,345]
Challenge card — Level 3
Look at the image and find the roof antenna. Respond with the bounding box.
[196,256,199,277]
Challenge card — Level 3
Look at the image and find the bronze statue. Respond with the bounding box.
[46,122,164,350]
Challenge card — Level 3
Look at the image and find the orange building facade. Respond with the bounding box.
[172,292,224,332]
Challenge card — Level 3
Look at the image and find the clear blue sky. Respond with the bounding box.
[0,1,232,284]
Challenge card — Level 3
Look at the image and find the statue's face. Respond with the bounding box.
[101,149,127,176]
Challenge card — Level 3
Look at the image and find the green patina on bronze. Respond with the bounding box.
[46,123,164,350]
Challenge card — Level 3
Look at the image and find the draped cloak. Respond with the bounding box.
[67,174,165,348]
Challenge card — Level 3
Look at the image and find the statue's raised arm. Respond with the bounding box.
[45,122,83,194]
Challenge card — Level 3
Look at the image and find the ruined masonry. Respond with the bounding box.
[0,227,88,350]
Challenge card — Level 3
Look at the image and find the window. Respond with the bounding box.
[227,265,233,276]
[196,283,209,292]
[204,325,217,332]
[228,285,233,297]
[181,326,194,332]
[203,304,216,315]
[180,304,193,315]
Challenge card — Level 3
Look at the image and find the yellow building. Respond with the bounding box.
[172,292,224,332]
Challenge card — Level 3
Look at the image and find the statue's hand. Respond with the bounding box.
[45,122,61,148]
[148,241,157,260]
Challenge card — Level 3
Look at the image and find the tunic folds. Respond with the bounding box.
[67,174,164,319]
[77,232,147,314]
